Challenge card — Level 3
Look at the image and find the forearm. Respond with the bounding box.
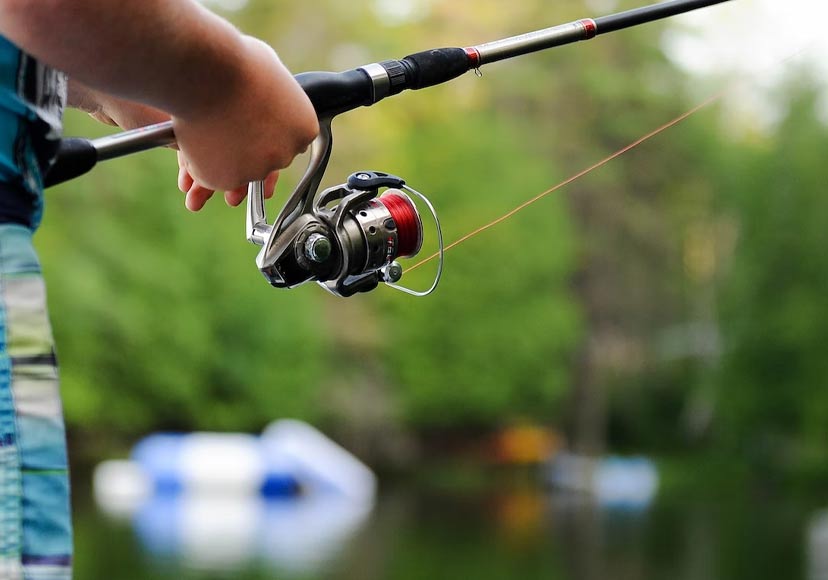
[0,0,246,118]
[67,79,98,114]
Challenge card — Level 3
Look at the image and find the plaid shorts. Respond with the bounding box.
[0,224,72,579]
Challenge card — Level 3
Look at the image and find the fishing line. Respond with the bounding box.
[406,92,724,272]
[407,42,819,274]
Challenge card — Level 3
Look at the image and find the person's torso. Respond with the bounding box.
[0,35,67,228]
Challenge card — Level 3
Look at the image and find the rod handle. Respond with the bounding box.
[397,47,471,91]
[296,69,374,118]
[44,138,98,188]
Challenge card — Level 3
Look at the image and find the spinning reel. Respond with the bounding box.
[245,122,443,297]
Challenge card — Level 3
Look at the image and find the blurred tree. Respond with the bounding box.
[713,80,828,479]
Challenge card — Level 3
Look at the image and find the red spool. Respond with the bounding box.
[379,190,423,258]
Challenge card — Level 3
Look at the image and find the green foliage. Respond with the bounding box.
[713,83,828,477]
[378,112,581,427]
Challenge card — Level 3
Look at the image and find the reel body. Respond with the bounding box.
[246,123,442,298]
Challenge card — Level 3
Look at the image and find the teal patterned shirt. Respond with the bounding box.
[0,35,67,227]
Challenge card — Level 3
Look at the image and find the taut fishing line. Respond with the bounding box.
[407,92,725,273]
[408,40,820,273]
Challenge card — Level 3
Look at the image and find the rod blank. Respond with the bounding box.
[594,0,732,34]
[469,0,732,68]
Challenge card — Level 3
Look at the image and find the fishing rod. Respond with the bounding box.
[46,0,733,297]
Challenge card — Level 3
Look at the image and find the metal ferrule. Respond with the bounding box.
[472,19,596,66]
[359,62,391,103]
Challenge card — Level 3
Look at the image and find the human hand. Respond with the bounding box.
[68,76,293,211]
[170,36,318,196]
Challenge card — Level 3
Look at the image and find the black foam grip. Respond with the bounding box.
[401,47,471,90]
[296,69,374,118]
[44,138,98,188]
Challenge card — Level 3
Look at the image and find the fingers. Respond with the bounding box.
[264,171,279,200]
[185,183,215,212]
[224,186,248,208]
[177,151,212,211]
[177,153,279,212]
[178,164,194,194]
[223,170,279,207]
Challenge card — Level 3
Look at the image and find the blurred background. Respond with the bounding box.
[41,0,828,578]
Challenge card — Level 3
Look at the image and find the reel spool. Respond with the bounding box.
[378,189,423,259]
